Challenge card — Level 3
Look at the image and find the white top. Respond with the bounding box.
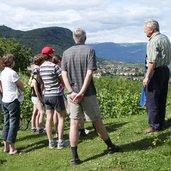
[1,67,19,103]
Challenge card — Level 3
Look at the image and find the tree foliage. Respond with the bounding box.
[0,25,74,55]
[0,38,32,71]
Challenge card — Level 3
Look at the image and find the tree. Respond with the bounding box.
[0,38,32,71]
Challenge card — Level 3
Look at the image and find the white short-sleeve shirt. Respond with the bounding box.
[1,67,19,103]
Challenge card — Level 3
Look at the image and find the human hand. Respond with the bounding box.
[143,76,149,87]
[72,92,84,104]
[69,92,78,103]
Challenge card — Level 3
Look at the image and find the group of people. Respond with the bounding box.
[29,49,90,150]
[0,19,171,165]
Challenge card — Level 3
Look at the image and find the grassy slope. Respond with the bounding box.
[1,90,171,171]
[0,113,171,171]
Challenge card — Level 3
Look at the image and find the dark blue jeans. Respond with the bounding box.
[2,99,20,144]
[146,66,170,130]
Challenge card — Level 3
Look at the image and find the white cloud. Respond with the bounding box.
[1,0,108,11]
[0,0,171,43]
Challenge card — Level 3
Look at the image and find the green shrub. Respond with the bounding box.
[94,76,145,118]
[19,72,33,129]
[18,74,146,128]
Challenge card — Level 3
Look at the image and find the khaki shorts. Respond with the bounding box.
[67,95,101,121]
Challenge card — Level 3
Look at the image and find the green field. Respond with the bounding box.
[0,77,171,171]
[1,109,171,171]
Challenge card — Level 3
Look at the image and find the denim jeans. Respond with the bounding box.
[2,99,20,144]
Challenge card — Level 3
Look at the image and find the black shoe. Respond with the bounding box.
[106,144,121,154]
[31,128,37,133]
[80,131,86,137]
[79,129,87,137]
[71,158,82,165]
[38,128,46,134]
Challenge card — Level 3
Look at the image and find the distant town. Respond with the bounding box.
[94,60,145,81]
[94,60,171,84]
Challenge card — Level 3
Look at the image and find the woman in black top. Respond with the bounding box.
[30,70,45,133]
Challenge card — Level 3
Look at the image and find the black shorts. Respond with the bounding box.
[44,95,65,112]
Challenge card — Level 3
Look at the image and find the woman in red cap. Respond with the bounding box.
[40,47,69,149]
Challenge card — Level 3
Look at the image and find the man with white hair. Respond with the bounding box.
[143,19,171,133]
[62,28,120,165]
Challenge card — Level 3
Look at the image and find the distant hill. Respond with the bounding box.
[88,42,147,64]
[0,25,74,55]
[0,25,146,64]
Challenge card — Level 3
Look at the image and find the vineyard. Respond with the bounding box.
[1,73,171,171]
[16,74,146,129]
[95,76,144,118]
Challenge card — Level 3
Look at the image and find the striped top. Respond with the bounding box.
[146,32,171,68]
[40,62,62,96]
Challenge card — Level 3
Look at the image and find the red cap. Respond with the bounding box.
[41,47,55,56]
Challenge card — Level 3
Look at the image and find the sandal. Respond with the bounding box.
[4,150,9,153]
[9,150,18,155]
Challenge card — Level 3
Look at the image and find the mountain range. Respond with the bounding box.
[0,25,74,55]
[0,25,146,64]
[89,42,146,64]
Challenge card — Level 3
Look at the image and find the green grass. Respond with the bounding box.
[1,111,171,171]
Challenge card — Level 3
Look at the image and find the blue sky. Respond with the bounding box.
[0,0,171,43]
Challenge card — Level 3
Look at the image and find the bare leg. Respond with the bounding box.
[93,119,109,140]
[9,143,17,154]
[53,111,58,138]
[70,119,79,147]
[3,140,9,152]
[93,119,120,153]
[31,105,38,129]
[36,112,40,129]
[56,111,65,140]
[36,103,45,129]
[46,109,53,141]
[70,119,80,162]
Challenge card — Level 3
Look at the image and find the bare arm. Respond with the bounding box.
[16,79,24,91]
[62,71,73,93]
[32,79,44,104]
[62,71,78,102]
[58,75,64,85]
[78,69,93,95]
[0,81,2,95]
